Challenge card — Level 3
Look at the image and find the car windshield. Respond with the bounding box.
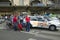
[31,18,37,21]
[45,17,51,21]
[44,16,59,21]
[44,16,51,21]
[30,17,38,21]
[50,17,59,20]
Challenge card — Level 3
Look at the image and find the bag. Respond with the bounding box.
[18,23,23,30]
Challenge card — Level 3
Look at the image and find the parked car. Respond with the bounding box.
[37,16,60,31]
[24,16,60,31]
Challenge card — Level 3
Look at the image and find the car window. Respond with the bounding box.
[44,16,51,21]
[30,17,37,21]
[31,18,37,21]
[38,18,45,21]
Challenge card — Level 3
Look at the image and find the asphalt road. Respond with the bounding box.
[0,30,51,40]
[0,28,60,40]
[0,22,60,40]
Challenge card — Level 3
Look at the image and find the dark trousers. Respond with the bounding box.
[26,22,30,32]
[13,22,18,31]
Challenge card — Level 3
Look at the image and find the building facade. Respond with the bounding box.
[0,0,60,16]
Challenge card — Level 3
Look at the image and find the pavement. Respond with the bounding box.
[0,30,51,40]
[0,22,60,40]
[0,28,60,40]
[21,29,60,40]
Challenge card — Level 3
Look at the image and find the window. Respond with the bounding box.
[38,18,45,21]
[30,17,37,21]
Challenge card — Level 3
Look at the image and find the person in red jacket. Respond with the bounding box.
[25,15,30,32]
[13,14,18,31]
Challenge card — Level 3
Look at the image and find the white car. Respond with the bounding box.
[27,16,60,31]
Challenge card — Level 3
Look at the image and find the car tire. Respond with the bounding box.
[49,25,56,31]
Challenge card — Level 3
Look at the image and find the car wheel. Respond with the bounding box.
[49,25,56,31]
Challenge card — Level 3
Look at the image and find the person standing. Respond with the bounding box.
[13,14,18,31]
[25,15,30,32]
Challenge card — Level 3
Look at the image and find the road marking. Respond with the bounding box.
[21,31,60,40]
[28,38,37,40]
[21,30,60,40]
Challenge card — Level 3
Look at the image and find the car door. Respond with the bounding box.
[30,18,39,27]
[38,18,47,28]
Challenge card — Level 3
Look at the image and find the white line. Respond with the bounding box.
[28,38,37,40]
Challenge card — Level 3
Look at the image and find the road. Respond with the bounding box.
[0,28,60,40]
[0,22,60,40]
[0,29,52,40]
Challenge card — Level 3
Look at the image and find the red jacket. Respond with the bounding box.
[25,16,30,22]
[13,16,17,23]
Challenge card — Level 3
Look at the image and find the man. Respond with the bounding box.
[25,15,30,32]
[13,14,18,31]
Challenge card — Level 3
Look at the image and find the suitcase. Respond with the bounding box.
[18,23,23,30]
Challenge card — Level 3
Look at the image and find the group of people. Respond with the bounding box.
[6,13,31,32]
